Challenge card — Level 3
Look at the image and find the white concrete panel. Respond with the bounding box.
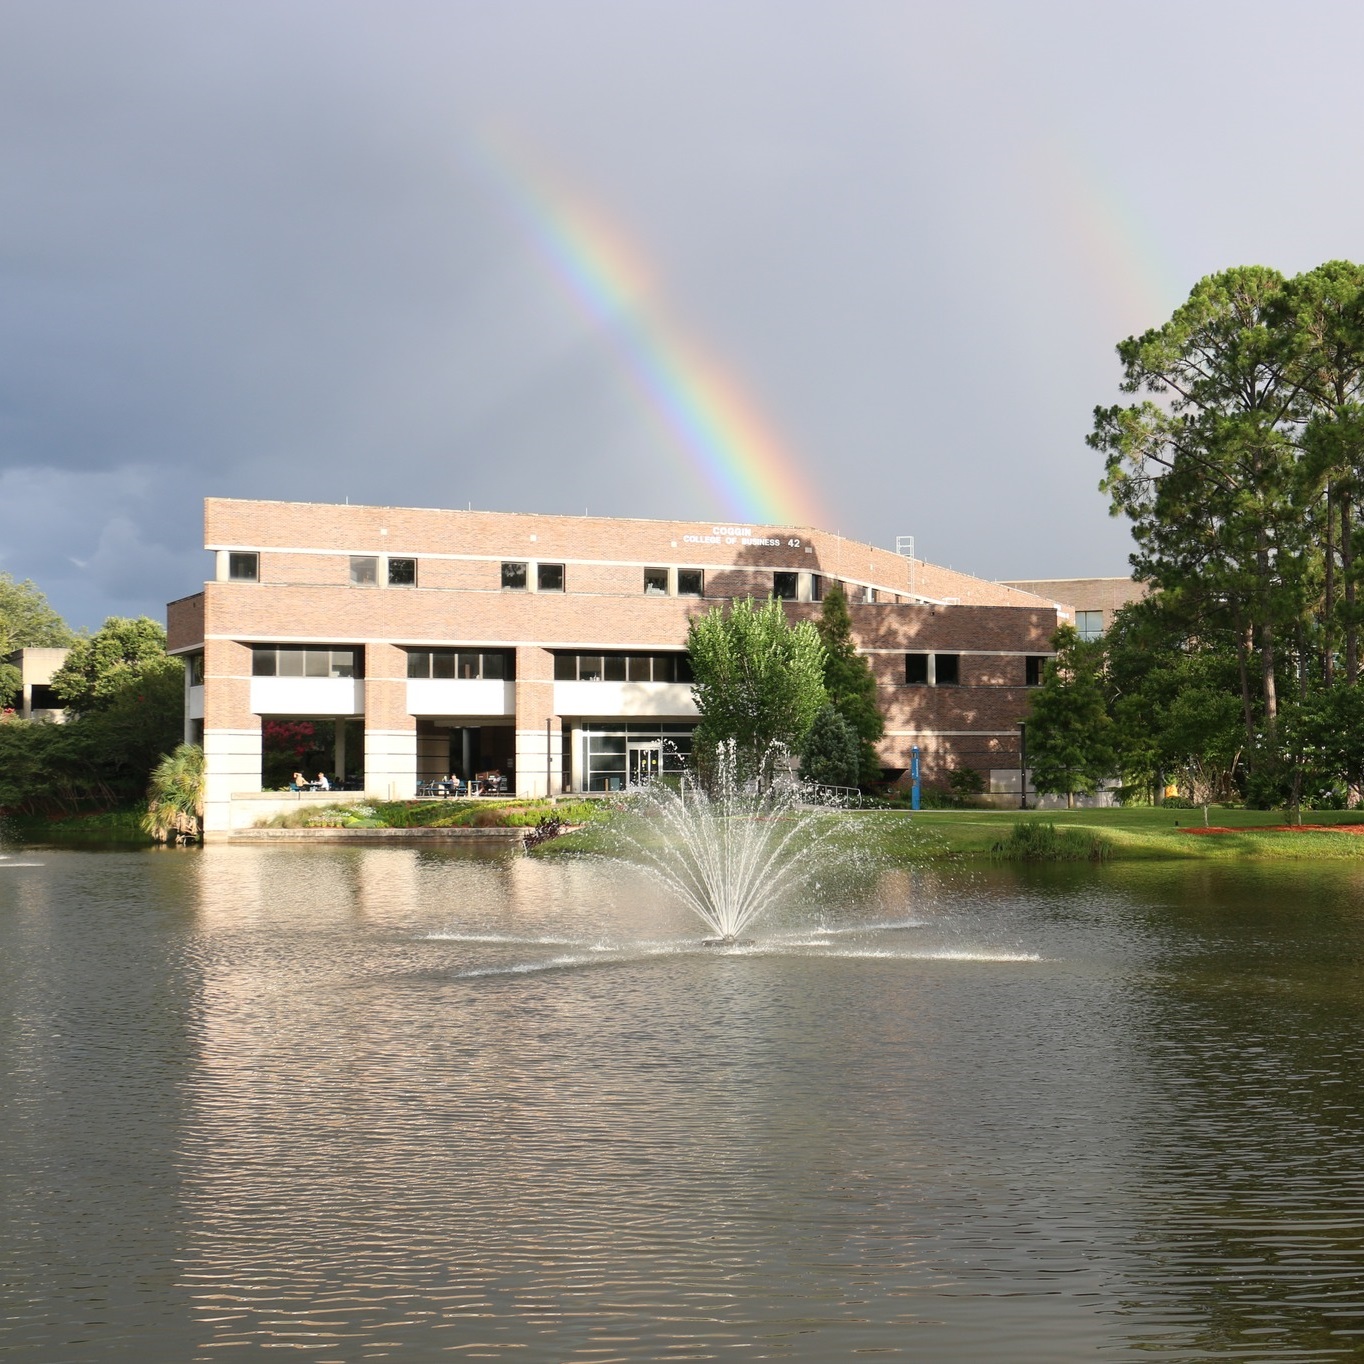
[365,727,417,801]
[250,677,365,716]
[553,681,698,718]
[515,726,559,799]
[188,685,205,720]
[406,679,514,717]
[203,727,263,835]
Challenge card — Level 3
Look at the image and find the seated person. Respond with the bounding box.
[315,772,330,791]
[290,771,307,791]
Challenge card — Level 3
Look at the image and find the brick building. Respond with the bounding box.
[167,498,1063,833]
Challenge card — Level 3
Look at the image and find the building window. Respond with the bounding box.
[644,567,669,596]
[811,574,824,602]
[677,568,704,597]
[905,653,929,685]
[350,556,378,587]
[406,649,514,680]
[252,646,364,678]
[228,552,259,582]
[388,557,417,587]
[1076,610,1104,641]
[538,563,565,592]
[773,571,799,600]
[935,653,961,685]
[1025,656,1046,687]
[502,561,528,590]
[553,652,693,683]
[187,652,205,685]
[863,586,877,604]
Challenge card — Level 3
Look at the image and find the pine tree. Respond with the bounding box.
[800,704,860,789]
[815,583,885,787]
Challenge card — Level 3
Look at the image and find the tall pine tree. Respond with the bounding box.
[815,583,885,787]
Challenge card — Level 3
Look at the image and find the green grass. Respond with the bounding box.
[538,803,1364,863]
[258,797,606,831]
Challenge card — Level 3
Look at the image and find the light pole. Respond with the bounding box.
[1018,721,1028,810]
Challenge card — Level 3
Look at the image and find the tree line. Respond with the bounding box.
[1029,261,1364,810]
[0,574,184,814]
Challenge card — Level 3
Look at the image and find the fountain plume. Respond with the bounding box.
[608,741,851,942]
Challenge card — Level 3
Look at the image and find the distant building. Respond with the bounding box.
[3,647,70,721]
[999,578,1148,641]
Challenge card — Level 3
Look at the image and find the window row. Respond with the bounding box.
[226,552,886,605]
[904,654,1048,686]
[406,650,515,680]
[554,652,695,683]
[252,646,364,678]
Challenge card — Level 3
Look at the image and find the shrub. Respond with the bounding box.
[991,820,1111,861]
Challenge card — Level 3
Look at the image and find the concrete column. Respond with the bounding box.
[215,550,229,582]
[513,645,557,798]
[364,642,417,800]
[927,653,937,686]
[200,638,261,838]
[569,722,584,793]
[334,720,347,779]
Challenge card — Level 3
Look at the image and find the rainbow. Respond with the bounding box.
[477,143,824,528]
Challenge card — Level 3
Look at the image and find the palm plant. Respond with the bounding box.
[142,742,205,842]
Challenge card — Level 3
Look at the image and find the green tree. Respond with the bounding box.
[0,572,75,707]
[51,616,173,712]
[800,703,860,789]
[814,582,885,786]
[1091,266,1307,742]
[687,596,826,785]
[1026,625,1114,808]
[0,572,74,652]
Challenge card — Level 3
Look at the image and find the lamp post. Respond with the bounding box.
[1018,721,1028,810]
[910,745,921,812]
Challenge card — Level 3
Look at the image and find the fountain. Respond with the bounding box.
[605,741,852,944]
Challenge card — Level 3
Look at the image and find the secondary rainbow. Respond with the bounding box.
[480,146,824,528]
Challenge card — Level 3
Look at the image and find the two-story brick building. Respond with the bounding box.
[166,498,1064,833]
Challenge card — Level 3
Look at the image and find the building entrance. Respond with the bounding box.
[627,741,663,787]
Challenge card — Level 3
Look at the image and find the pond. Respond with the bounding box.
[3,843,1364,1360]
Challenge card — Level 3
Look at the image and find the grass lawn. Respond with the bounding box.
[542,803,1364,863]
[865,805,1364,860]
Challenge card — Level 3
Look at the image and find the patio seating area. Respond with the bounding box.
[416,773,510,799]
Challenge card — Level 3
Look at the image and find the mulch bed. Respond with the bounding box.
[1184,823,1364,835]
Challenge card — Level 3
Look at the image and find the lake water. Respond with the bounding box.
[3,842,1364,1361]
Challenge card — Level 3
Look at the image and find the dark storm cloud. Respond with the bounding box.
[4,1,1364,626]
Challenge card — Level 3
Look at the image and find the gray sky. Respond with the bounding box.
[4,1,1364,629]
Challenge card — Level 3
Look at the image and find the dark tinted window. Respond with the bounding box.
[905,653,929,685]
[405,649,513,680]
[604,654,627,682]
[773,571,798,600]
[810,574,824,602]
[677,569,704,596]
[253,646,363,679]
[228,552,258,582]
[554,653,576,681]
[502,561,528,590]
[935,653,960,685]
[388,557,416,586]
[538,563,564,592]
[1025,656,1045,687]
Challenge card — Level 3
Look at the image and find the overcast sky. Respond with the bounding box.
[4,1,1364,629]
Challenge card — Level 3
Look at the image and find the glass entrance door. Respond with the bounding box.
[627,741,663,786]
